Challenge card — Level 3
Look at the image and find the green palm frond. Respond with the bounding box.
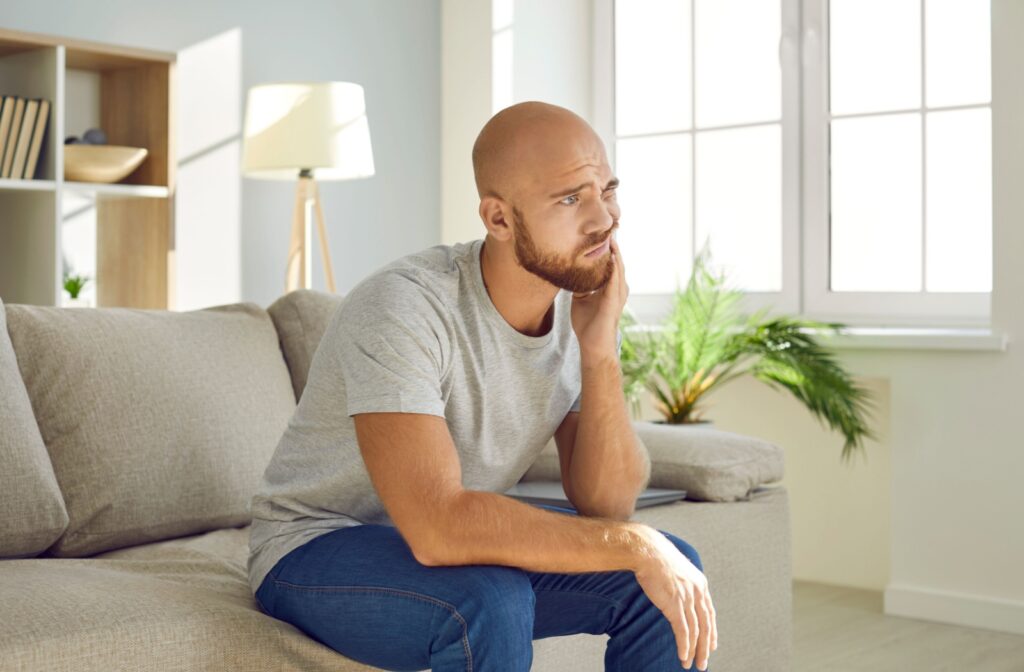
[617,243,879,465]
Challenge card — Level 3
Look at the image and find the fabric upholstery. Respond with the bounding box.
[521,420,785,502]
[0,526,377,671]
[0,488,791,672]
[267,289,345,401]
[4,302,296,557]
[532,485,792,672]
[0,297,69,558]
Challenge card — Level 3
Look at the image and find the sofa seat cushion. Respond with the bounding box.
[0,298,69,558]
[267,289,345,402]
[0,526,378,671]
[521,420,785,502]
[4,302,297,557]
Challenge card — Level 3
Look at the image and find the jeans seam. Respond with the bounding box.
[272,580,473,672]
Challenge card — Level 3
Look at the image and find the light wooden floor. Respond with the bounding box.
[793,580,1024,672]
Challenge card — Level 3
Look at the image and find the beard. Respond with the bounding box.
[511,206,616,294]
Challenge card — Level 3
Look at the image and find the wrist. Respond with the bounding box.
[580,350,620,372]
[623,522,660,573]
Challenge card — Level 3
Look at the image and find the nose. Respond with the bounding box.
[582,194,617,236]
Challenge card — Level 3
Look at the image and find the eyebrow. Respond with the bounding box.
[548,177,620,200]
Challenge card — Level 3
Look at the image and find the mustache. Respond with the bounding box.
[583,223,619,252]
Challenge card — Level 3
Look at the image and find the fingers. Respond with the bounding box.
[678,584,716,671]
[683,588,699,668]
[670,601,691,666]
[610,236,628,304]
[708,591,718,652]
[692,591,713,670]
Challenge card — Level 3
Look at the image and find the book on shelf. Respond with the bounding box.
[0,95,50,180]
[23,99,50,180]
[0,96,25,178]
[10,98,39,179]
[0,96,15,170]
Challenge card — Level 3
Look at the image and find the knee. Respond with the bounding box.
[443,564,535,624]
[659,531,704,573]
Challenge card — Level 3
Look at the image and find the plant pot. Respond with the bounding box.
[64,297,90,308]
[649,419,714,428]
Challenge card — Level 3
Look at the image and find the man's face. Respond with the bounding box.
[507,137,621,294]
[511,206,617,294]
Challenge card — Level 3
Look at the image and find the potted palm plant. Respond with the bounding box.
[618,245,879,465]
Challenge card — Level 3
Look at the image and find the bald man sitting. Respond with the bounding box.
[247,101,718,672]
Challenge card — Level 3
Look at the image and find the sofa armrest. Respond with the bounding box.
[520,420,784,502]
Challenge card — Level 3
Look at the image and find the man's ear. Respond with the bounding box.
[479,196,514,242]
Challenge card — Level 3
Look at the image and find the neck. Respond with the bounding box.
[479,237,558,337]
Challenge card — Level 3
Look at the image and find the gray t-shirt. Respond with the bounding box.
[247,238,593,595]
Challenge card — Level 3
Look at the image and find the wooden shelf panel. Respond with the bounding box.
[0,28,173,70]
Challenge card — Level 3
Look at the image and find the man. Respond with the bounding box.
[248,101,718,671]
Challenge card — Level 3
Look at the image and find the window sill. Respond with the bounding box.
[806,326,1009,352]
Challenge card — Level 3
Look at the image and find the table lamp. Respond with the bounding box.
[241,81,375,293]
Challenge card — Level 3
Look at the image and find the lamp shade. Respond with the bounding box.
[241,81,375,181]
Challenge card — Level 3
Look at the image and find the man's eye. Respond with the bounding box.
[560,194,580,206]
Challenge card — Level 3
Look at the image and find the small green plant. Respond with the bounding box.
[63,273,90,299]
[618,244,879,465]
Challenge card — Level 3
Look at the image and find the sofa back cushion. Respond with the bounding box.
[4,301,296,557]
[0,298,69,557]
[267,289,344,401]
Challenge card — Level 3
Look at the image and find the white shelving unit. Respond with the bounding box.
[0,27,175,309]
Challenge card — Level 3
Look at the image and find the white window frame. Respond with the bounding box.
[593,0,992,328]
[803,0,990,327]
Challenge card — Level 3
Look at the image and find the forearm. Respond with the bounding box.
[570,355,651,518]
[421,488,654,573]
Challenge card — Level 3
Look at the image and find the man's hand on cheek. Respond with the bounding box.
[570,235,628,364]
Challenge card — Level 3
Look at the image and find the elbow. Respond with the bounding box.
[408,490,465,567]
[604,507,636,522]
[573,497,636,521]
[412,545,443,567]
[582,507,634,522]
[409,527,451,566]
[408,522,450,567]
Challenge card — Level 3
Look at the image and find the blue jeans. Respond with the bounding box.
[254,504,706,671]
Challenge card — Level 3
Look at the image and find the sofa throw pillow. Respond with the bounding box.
[4,301,296,557]
[520,420,785,502]
[267,289,344,402]
[0,298,69,557]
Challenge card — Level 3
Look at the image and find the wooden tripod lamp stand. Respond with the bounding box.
[241,81,376,293]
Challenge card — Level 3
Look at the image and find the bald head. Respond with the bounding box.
[472,101,603,202]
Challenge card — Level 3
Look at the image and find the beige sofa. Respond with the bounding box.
[0,289,791,671]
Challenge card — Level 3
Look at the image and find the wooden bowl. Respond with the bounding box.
[64,145,148,183]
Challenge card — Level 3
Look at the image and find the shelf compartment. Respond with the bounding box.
[0,189,58,305]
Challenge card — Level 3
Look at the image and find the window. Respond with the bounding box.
[492,0,514,114]
[598,0,992,327]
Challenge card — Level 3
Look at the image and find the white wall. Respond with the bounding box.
[440,0,490,246]
[442,0,1024,636]
[0,0,441,309]
[440,0,594,247]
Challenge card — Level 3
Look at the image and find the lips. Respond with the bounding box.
[585,238,610,257]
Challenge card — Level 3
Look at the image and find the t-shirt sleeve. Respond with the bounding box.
[333,276,451,418]
[569,329,623,413]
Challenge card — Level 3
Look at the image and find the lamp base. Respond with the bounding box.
[285,175,337,293]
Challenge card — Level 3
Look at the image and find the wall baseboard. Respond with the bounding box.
[885,582,1024,636]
